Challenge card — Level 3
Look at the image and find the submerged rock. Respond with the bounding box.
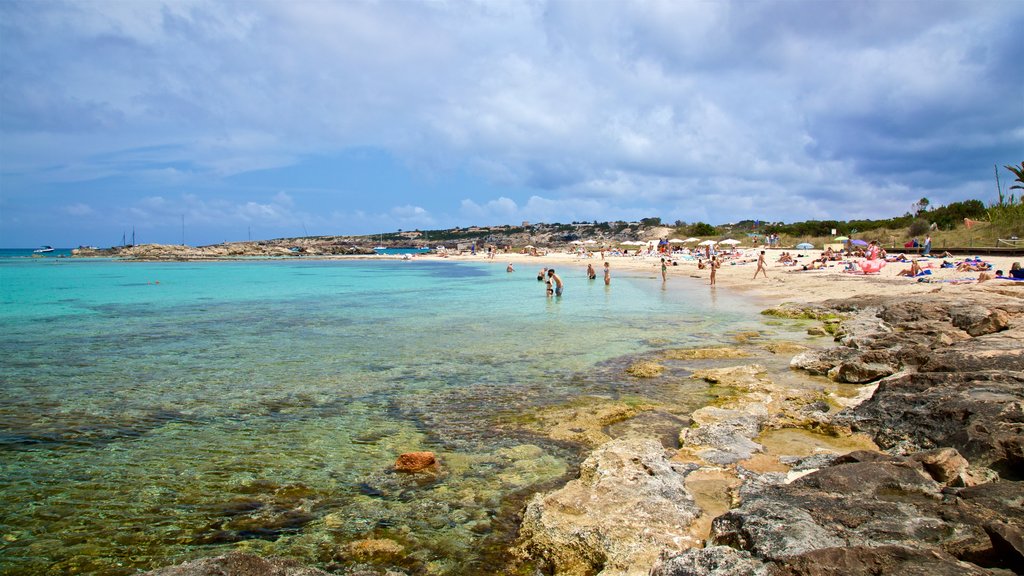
[143,552,329,575]
[394,452,437,473]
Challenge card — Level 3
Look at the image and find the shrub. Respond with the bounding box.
[908,218,930,237]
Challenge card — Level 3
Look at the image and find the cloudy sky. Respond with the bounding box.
[2,0,1022,247]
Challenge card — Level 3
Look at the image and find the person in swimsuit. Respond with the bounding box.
[661,258,668,282]
[587,263,596,280]
[547,268,563,296]
[603,262,611,285]
[753,250,768,279]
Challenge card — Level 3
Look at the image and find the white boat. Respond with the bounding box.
[33,246,54,253]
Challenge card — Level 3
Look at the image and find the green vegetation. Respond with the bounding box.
[988,162,1024,234]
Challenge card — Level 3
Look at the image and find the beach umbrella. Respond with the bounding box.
[851,239,868,246]
[795,242,814,249]
[524,245,535,249]
[584,239,597,244]
[834,236,849,241]
[683,237,700,243]
[668,238,685,243]
[697,240,718,246]
[570,240,583,245]
[719,239,741,245]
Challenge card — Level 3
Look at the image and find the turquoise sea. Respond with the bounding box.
[0,253,789,575]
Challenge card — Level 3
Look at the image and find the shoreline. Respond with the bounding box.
[41,250,1023,575]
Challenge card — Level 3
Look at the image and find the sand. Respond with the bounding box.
[427,248,1024,305]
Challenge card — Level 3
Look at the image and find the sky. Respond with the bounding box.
[1,0,1022,248]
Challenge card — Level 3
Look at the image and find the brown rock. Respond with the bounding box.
[950,306,1010,337]
[910,447,970,485]
[394,451,436,472]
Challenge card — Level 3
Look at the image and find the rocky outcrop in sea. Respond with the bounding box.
[520,285,1023,575]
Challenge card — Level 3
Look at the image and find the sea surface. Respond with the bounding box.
[0,254,785,575]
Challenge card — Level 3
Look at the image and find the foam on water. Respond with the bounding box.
[0,256,772,574]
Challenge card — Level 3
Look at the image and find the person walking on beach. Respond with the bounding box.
[661,258,668,282]
[603,261,611,285]
[587,263,596,280]
[547,268,563,297]
[753,250,768,279]
[923,235,932,256]
[710,256,719,286]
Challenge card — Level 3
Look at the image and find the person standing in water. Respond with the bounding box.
[603,261,611,285]
[587,263,596,280]
[547,268,563,297]
[661,258,668,282]
[710,256,719,286]
[753,250,768,279]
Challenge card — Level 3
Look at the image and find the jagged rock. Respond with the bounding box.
[837,370,1024,476]
[950,305,1011,336]
[910,447,972,485]
[826,360,896,384]
[516,438,701,576]
[142,552,329,575]
[917,326,1024,373]
[790,348,856,376]
[651,546,769,576]
[681,407,768,465]
[773,546,1000,576]
[394,451,436,472]
[699,455,1023,574]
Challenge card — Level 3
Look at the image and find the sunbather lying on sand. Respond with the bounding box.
[897,260,923,277]
[957,261,991,272]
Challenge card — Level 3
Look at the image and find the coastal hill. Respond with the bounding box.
[71,221,678,259]
[71,193,1022,259]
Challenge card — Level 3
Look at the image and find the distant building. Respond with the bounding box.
[522,221,530,227]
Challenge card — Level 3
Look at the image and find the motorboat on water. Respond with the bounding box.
[33,246,55,253]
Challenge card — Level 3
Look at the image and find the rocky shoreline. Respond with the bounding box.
[145,285,1023,575]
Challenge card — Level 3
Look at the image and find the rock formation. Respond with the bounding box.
[653,285,1024,575]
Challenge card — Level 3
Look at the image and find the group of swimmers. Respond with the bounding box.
[524,262,613,297]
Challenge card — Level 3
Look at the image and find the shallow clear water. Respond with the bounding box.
[0,256,771,574]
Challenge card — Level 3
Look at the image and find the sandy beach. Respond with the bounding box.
[433,248,1024,305]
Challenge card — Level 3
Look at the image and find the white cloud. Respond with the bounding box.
[64,202,96,216]
[1,0,1021,245]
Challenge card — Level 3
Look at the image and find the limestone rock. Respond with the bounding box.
[516,438,701,576]
[826,360,896,384]
[394,451,436,472]
[696,455,1023,574]
[790,348,856,376]
[950,305,1010,336]
[651,546,769,576]
[910,447,971,485]
[838,370,1024,475]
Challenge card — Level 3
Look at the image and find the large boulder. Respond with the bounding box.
[516,438,701,576]
[654,453,1023,575]
[838,370,1024,477]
